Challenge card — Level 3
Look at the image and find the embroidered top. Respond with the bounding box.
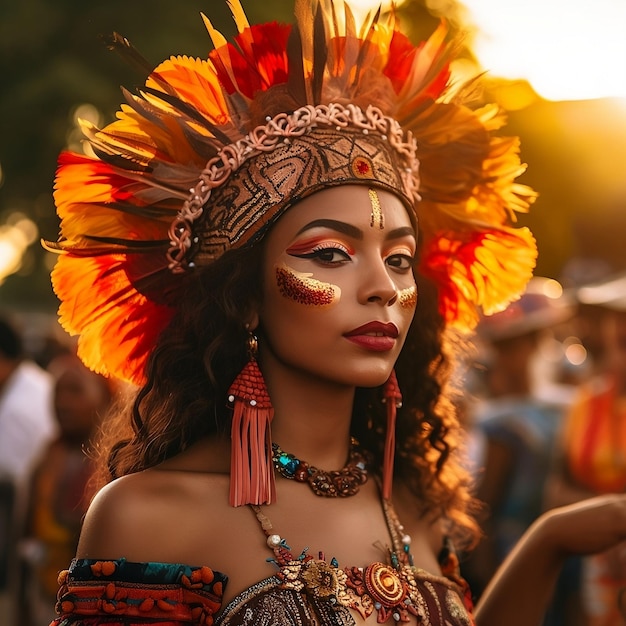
[50,501,474,626]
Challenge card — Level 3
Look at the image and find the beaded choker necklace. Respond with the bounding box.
[271,438,369,497]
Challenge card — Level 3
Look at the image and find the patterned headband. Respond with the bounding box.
[170,103,418,271]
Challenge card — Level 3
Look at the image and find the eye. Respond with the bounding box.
[386,253,414,272]
[289,244,351,266]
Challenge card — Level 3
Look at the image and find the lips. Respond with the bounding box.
[344,321,399,352]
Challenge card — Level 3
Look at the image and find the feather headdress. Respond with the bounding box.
[45,0,537,385]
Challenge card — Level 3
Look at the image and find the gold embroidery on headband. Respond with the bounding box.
[275,264,341,306]
[369,188,384,230]
[398,286,417,309]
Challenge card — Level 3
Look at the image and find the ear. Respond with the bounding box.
[245,310,260,333]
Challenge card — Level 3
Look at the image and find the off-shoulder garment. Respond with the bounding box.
[51,502,474,625]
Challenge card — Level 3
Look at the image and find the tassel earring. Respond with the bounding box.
[382,370,402,501]
[227,330,275,507]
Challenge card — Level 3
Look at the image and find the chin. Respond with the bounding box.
[347,364,395,389]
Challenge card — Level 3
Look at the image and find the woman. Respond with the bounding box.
[18,353,111,626]
[45,1,626,625]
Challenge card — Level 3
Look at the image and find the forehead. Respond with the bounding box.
[272,185,415,234]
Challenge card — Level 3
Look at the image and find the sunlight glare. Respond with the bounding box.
[462,0,626,101]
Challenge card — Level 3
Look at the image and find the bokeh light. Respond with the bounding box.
[0,213,40,284]
[563,338,588,367]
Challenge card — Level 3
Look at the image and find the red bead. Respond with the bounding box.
[294,467,309,482]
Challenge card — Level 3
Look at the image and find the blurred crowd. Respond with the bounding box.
[461,261,626,626]
[0,315,114,626]
[1,258,626,626]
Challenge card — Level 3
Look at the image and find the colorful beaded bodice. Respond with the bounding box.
[238,499,474,625]
[51,499,473,626]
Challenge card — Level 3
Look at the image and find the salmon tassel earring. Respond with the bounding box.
[228,330,275,507]
[382,370,402,500]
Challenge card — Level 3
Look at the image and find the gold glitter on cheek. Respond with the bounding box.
[275,264,341,306]
[398,285,417,309]
[368,188,384,230]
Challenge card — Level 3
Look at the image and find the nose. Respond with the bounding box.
[358,258,398,306]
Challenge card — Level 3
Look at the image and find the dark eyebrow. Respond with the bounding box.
[295,220,416,241]
[387,226,417,241]
[296,219,363,239]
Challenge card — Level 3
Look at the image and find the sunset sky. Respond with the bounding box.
[462,0,626,101]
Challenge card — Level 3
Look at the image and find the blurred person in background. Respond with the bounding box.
[556,258,616,385]
[461,278,573,607]
[545,271,626,626]
[16,353,112,626]
[0,314,57,608]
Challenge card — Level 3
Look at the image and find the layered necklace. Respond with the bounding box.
[250,497,428,624]
[271,438,370,497]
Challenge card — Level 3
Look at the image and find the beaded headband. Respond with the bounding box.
[171,103,419,271]
[45,0,538,384]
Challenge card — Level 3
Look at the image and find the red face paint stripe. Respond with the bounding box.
[275,265,339,306]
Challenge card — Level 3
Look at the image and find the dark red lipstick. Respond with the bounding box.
[344,321,399,351]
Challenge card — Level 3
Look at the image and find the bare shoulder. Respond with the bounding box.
[77,465,231,564]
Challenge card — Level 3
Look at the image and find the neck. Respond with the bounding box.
[259,349,355,470]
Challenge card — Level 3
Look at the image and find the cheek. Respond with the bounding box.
[274,263,341,307]
[398,285,417,310]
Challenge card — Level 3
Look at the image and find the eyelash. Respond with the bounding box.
[290,244,415,272]
[290,243,351,265]
[387,253,415,272]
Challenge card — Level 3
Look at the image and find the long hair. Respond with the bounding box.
[92,237,479,546]
[93,243,264,484]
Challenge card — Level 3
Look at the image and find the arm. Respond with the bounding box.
[53,472,227,626]
[474,493,626,626]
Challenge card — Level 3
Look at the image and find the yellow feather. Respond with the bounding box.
[227,0,250,33]
[227,0,255,58]
[201,13,242,102]
[201,13,228,50]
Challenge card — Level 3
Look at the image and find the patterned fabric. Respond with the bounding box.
[51,559,226,626]
[197,124,415,264]
[51,549,473,625]
[220,544,473,625]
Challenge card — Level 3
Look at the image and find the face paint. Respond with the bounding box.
[285,236,354,258]
[397,285,417,309]
[369,188,384,230]
[275,263,341,306]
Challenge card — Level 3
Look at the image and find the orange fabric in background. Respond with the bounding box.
[563,376,626,494]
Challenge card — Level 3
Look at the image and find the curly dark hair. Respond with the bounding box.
[92,236,479,547]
